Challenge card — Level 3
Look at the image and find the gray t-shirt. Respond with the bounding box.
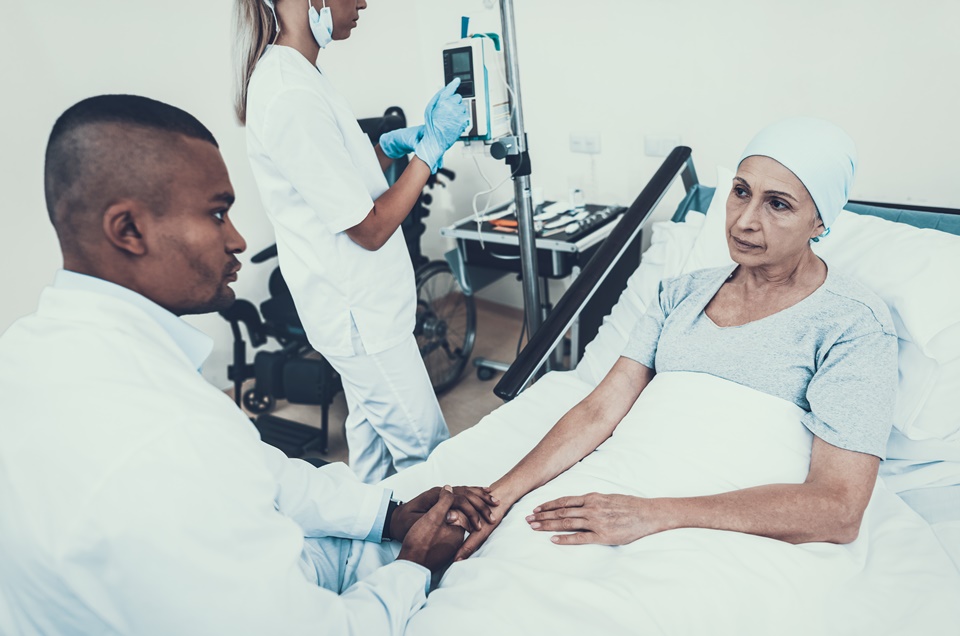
[622,264,898,458]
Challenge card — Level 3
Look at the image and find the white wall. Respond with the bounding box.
[2,0,958,388]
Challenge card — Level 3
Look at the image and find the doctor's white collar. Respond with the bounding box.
[53,269,214,371]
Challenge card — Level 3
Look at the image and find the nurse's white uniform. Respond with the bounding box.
[0,272,425,635]
[244,45,448,483]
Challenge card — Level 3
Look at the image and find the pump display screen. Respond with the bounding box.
[443,46,475,98]
[452,51,471,75]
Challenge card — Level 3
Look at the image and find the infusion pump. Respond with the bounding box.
[442,34,512,143]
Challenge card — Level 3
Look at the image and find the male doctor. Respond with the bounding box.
[0,94,496,635]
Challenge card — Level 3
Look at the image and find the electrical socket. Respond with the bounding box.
[644,135,682,157]
[570,132,601,155]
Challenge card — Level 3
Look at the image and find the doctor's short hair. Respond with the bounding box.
[44,94,220,231]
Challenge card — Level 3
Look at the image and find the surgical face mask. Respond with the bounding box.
[263,0,279,37]
[308,0,333,49]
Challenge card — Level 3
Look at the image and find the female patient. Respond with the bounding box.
[459,117,898,558]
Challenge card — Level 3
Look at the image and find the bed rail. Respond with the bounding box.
[494,146,696,401]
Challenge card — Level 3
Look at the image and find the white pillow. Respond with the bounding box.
[677,166,957,442]
[575,213,705,386]
[814,213,960,352]
[911,324,960,443]
[681,166,735,275]
[814,213,960,441]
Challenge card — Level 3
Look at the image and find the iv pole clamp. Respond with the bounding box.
[494,0,543,348]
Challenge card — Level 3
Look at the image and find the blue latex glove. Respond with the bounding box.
[379,125,425,159]
[415,78,470,174]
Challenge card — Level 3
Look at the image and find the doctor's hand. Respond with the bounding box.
[378,125,424,159]
[415,78,470,174]
[525,493,665,545]
[391,485,499,540]
[397,486,465,574]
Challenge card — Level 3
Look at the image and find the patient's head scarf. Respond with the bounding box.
[738,117,857,230]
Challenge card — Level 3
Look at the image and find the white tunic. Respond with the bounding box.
[245,45,417,357]
[0,272,429,635]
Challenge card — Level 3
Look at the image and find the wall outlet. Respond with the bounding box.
[570,132,602,155]
[644,135,682,157]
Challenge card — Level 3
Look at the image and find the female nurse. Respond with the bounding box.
[235,0,469,483]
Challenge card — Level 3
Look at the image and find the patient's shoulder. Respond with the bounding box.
[656,266,732,313]
[820,271,897,338]
[661,266,731,295]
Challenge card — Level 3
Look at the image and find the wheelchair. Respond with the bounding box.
[220,107,476,459]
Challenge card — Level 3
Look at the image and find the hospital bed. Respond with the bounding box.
[384,148,960,635]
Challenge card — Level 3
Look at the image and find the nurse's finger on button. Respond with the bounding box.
[440,77,461,98]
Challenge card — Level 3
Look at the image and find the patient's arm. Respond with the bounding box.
[528,435,879,545]
[454,357,654,560]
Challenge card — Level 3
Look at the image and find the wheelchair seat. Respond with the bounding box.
[221,258,342,458]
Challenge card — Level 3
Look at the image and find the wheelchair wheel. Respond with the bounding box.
[477,366,496,382]
[242,388,275,414]
[415,260,476,395]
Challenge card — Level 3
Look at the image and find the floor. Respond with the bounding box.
[234,299,525,467]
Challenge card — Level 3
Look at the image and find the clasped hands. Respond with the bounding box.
[393,485,501,574]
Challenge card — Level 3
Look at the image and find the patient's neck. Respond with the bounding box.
[737,251,826,293]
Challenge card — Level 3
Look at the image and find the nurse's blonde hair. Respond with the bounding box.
[234,0,278,124]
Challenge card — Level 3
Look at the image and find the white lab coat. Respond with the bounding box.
[0,276,428,635]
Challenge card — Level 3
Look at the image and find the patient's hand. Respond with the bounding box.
[392,486,499,540]
[525,493,664,545]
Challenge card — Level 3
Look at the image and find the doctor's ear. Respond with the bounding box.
[102,200,149,257]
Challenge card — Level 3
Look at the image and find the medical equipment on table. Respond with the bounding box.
[564,205,620,235]
[533,201,568,222]
[442,31,511,143]
[542,209,588,231]
[444,202,626,278]
[476,204,516,223]
[441,201,632,378]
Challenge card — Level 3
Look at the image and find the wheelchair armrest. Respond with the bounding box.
[220,299,268,347]
[251,244,278,263]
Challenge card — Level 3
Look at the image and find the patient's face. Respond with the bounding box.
[143,137,246,316]
[725,156,821,268]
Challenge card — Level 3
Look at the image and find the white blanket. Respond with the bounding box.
[386,371,960,635]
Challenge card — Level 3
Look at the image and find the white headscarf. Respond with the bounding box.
[738,117,857,230]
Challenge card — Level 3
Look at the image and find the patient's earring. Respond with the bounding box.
[811,227,831,243]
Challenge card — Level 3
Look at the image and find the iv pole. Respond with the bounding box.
[494,0,542,341]
[469,0,548,381]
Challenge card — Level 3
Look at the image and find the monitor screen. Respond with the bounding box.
[444,46,476,98]
[452,51,471,75]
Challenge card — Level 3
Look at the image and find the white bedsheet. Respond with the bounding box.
[385,371,960,635]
